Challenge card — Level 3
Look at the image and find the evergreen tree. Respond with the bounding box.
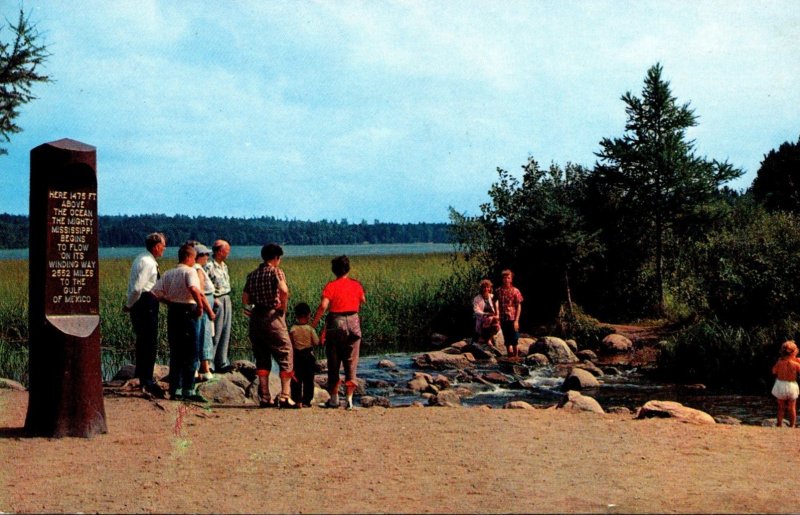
[0,9,50,155]
[751,136,800,213]
[594,63,741,315]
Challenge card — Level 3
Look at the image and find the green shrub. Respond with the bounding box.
[656,317,800,392]
[556,304,614,349]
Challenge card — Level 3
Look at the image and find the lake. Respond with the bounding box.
[0,242,455,260]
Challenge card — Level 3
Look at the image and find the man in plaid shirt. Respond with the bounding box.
[242,243,297,408]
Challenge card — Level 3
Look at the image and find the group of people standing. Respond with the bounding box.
[124,234,233,402]
[124,233,366,409]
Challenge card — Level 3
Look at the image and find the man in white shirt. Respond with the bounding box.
[151,243,214,401]
[206,239,233,373]
[124,232,166,396]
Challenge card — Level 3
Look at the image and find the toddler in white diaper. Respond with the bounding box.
[771,340,800,427]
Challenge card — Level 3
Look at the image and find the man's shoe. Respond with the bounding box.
[143,383,166,399]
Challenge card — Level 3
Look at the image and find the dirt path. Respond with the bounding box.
[1,389,796,514]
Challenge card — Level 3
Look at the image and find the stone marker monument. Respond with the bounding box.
[25,138,107,438]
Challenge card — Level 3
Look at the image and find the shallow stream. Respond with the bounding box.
[98,349,775,426]
[356,353,775,426]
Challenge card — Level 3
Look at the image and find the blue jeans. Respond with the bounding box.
[198,293,214,361]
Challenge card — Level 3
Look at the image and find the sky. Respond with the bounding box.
[0,1,798,223]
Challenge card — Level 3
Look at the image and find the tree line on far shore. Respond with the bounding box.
[0,214,450,249]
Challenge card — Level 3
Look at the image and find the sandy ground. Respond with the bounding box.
[0,389,797,514]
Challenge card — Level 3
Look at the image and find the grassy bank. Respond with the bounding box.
[0,253,480,385]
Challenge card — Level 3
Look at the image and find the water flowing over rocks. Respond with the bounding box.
[85,326,766,425]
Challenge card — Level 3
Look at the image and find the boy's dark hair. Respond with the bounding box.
[178,243,196,262]
[331,255,350,278]
[261,243,284,262]
[294,302,311,317]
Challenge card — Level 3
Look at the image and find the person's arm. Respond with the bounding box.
[196,269,215,319]
[276,276,289,313]
[472,296,484,317]
[189,285,205,318]
[311,296,330,329]
[514,301,522,331]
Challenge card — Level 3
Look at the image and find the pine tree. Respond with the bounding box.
[0,9,50,155]
[595,63,741,315]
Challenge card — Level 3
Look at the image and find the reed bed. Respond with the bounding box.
[0,253,480,384]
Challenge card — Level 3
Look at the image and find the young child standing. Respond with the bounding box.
[289,302,320,408]
[771,340,800,427]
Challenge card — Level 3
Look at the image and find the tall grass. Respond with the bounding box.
[0,253,480,384]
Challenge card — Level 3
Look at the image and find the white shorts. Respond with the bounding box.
[772,379,799,401]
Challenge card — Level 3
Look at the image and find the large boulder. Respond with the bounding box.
[0,378,26,391]
[600,334,633,354]
[525,353,550,367]
[407,372,434,393]
[503,400,535,410]
[557,390,604,414]
[565,339,578,353]
[360,395,391,408]
[576,349,598,361]
[429,389,462,407]
[463,342,500,361]
[197,376,249,404]
[528,336,578,364]
[516,337,535,356]
[413,351,476,370]
[636,400,715,425]
[561,367,601,391]
[574,360,604,377]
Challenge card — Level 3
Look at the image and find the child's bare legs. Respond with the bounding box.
[777,399,787,427]
[788,399,797,427]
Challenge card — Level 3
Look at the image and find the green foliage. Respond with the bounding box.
[0,9,50,155]
[657,317,799,392]
[555,304,614,350]
[450,159,602,323]
[690,204,800,326]
[751,136,800,213]
[593,63,742,314]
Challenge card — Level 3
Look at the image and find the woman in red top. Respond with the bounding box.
[311,255,366,409]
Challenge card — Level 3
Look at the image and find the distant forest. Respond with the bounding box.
[0,213,451,249]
